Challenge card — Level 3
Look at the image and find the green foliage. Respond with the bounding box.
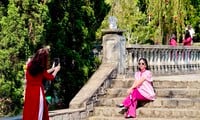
[1,0,107,116]
[145,0,200,44]
[0,0,51,116]
[97,0,147,44]
[188,0,200,41]
[44,0,110,109]
[99,0,200,44]
[0,1,26,116]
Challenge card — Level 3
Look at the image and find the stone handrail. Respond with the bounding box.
[126,44,200,76]
[49,63,117,119]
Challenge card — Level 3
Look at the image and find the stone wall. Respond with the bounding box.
[49,63,117,120]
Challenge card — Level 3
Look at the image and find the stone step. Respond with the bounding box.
[137,107,200,118]
[88,116,199,120]
[98,97,200,109]
[106,88,200,98]
[92,107,200,118]
[0,116,22,120]
[155,88,200,98]
[153,80,200,89]
[112,78,200,89]
[87,74,200,120]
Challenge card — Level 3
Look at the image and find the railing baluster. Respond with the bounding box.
[126,45,200,76]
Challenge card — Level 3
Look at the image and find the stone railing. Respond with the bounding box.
[49,63,117,120]
[126,44,200,76]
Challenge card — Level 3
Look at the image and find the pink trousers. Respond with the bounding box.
[122,88,148,117]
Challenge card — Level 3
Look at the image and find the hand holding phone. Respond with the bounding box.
[54,58,60,66]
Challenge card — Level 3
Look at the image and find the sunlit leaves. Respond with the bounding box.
[0,0,50,116]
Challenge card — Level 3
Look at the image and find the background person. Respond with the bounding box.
[169,34,177,46]
[183,30,192,46]
[188,25,195,40]
[23,47,61,120]
[117,58,156,118]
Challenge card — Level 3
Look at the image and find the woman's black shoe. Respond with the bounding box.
[118,107,128,114]
[125,115,134,119]
[116,104,124,108]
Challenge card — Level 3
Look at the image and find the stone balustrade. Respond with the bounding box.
[126,44,200,76]
[49,63,117,120]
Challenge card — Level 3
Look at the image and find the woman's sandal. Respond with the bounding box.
[125,115,134,119]
[116,104,124,108]
[118,107,128,114]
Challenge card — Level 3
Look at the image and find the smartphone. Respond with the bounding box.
[54,58,60,66]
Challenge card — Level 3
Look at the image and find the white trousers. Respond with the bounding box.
[38,88,44,120]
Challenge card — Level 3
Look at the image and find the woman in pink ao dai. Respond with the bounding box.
[117,58,156,118]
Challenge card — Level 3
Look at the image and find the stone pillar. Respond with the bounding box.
[102,29,126,74]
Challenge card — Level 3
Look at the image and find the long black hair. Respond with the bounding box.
[28,48,49,76]
[185,30,191,39]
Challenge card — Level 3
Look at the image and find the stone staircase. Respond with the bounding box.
[87,74,200,120]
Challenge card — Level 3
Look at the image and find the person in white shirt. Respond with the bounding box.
[187,25,195,44]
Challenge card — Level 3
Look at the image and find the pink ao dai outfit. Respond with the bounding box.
[122,70,156,117]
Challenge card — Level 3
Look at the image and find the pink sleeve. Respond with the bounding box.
[143,70,153,82]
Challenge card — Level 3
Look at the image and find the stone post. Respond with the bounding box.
[102,29,126,74]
